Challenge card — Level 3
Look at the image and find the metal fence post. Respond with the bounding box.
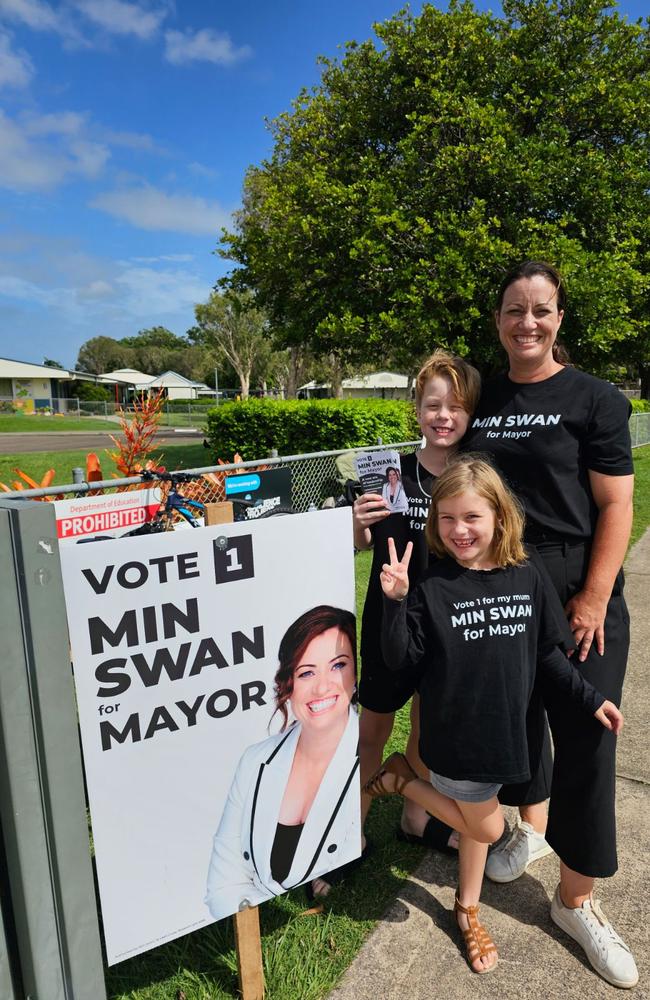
[0,499,106,1000]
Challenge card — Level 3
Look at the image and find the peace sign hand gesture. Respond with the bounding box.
[380,537,413,602]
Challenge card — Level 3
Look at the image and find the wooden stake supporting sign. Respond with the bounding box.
[233,905,265,1000]
[205,499,265,999]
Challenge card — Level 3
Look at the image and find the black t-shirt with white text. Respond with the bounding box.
[464,368,633,542]
[361,452,434,667]
[382,558,603,783]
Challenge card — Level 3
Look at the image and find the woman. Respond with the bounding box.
[464,260,637,989]
[205,606,360,922]
[381,467,408,513]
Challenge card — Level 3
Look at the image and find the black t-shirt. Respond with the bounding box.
[382,558,603,783]
[464,368,633,542]
[360,452,434,667]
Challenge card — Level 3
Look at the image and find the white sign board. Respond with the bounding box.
[59,509,357,964]
[54,489,161,544]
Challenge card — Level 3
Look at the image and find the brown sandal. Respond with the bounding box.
[454,895,498,974]
[363,752,419,798]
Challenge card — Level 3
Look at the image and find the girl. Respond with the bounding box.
[364,455,622,974]
[353,351,480,861]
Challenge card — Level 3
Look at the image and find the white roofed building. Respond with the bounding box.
[298,371,411,400]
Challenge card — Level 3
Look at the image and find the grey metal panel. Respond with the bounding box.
[0,500,106,1000]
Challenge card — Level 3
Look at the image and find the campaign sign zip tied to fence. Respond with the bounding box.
[55,489,162,543]
[59,509,359,965]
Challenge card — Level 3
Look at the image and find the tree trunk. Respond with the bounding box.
[640,363,650,400]
[284,346,302,399]
[329,355,343,398]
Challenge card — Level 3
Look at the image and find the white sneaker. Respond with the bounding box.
[484,820,552,882]
[550,884,639,989]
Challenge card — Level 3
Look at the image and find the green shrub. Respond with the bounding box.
[69,381,112,402]
[205,398,419,459]
[630,398,650,413]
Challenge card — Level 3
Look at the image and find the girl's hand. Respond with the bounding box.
[353,492,390,530]
[380,537,413,601]
[594,700,624,735]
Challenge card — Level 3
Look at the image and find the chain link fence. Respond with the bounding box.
[0,441,421,510]
[1,412,648,508]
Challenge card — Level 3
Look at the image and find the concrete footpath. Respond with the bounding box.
[329,531,650,1000]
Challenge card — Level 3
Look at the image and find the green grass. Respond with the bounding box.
[0,414,120,431]
[631,444,650,547]
[0,443,211,489]
[2,442,649,998]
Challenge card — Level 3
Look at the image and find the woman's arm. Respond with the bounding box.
[565,471,634,661]
[205,754,260,921]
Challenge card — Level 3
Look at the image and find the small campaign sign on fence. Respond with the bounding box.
[54,489,161,543]
[59,508,358,965]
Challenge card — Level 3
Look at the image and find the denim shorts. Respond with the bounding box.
[430,770,502,803]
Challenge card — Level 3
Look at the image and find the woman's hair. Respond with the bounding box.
[414,348,481,414]
[385,466,400,481]
[273,605,357,730]
[425,454,526,568]
[495,260,571,365]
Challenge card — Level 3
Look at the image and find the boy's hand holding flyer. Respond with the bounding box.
[354,449,409,515]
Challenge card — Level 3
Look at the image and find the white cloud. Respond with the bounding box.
[0,110,68,189]
[188,160,218,179]
[0,0,88,46]
[77,279,114,299]
[0,0,61,32]
[24,110,87,136]
[164,27,251,66]
[101,127,163,152]
[0,110,111,189]
[69,138,110,177]
[0,29,33,87]
[131,253,195,263]
[115,265,208,317]
[0,259,208,322]
[91,184,232,235]
[74,0,166,40]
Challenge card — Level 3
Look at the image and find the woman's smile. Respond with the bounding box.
[290,627,355,729]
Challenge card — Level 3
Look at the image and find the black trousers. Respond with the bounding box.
[500,541,629,878]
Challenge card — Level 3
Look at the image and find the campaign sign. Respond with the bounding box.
[59,509,357,964]
[225,467,292,520]
[55,489,161,544]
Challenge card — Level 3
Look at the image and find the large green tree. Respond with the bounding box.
[221,0,650,382]
[191,290,276,399]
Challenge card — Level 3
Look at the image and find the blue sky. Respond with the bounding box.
[0,0,646,370]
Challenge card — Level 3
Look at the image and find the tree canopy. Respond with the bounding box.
[75,328,211,383]
[191,290,278,399]
[221,0,650,382]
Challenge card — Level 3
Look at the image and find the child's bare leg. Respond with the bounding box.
[399,779,503,844]
[520,800,547,834]
[359,707,395,830]
[456,835,495,973]
[402,695,437,837]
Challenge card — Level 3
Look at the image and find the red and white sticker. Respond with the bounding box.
[54,489,161,543]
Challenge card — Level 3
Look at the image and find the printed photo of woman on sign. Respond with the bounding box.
[381,466,408,514]
[205,606,360,921]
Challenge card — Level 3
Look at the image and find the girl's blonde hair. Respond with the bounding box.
[415,349,481,414]
[425,455,526,568]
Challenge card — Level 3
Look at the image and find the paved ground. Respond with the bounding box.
[0,428,205,453]
[329,531,650,1000]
